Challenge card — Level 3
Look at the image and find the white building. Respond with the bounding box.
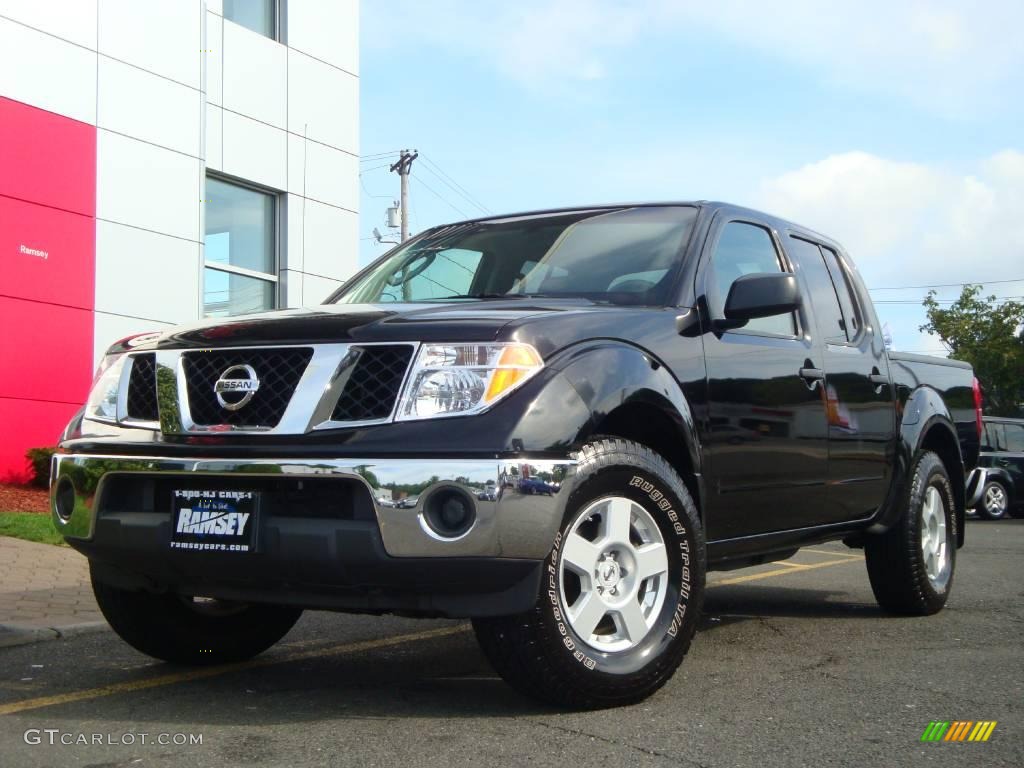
[0,0,359,481]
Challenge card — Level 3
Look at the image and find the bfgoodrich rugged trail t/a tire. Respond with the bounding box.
[91,564,303,665]
[473,439,706,709]
[864,450,956,616]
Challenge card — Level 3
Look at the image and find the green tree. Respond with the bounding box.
[920,285,1024,416]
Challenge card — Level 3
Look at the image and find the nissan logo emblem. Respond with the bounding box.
[214,364,260,410]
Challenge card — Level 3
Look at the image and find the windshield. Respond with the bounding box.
[331,206,698,305]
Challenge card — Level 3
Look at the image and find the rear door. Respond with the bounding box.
[697,213,831,539]
[783,236,896,522]
[995,421,1024,504]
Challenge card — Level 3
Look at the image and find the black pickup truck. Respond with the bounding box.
[52,202,982,708]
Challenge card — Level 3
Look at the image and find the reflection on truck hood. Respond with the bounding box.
[107,299,614,352]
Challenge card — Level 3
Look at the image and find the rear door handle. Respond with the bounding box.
[868,373,889,385]
[799,366,824,390]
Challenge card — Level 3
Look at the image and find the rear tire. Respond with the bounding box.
[473,439,705,709]
[865,451,956,615]
[91,564,302,665]
[976,480,1010,520]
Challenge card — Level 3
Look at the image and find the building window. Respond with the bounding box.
[223,0,278,40]
[204,176,278,317]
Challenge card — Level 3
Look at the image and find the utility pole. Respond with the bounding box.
[389,149,418,242]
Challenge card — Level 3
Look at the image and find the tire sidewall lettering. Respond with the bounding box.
[544,468,699,675]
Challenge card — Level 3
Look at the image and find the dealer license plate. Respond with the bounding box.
[170,489,258,553]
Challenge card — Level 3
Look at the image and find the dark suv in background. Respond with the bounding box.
[974,417,1024,520]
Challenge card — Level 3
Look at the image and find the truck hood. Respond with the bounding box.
[108,299,616,353]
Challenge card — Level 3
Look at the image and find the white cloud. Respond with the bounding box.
[366,1,1024,117]
[758,150,1024,352]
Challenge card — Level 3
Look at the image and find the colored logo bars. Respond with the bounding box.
[921,721,997,742]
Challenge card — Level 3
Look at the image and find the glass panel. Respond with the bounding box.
[788,237,846,343]
[709,222,795,336]
[378,248,483,302]
[821,246,861,338]
[981,422,999,452]
[334,207,698,306]
[203,267,274,317]
[1004,424,1024,452]
[205,177,275,275]
[223,0,275,38]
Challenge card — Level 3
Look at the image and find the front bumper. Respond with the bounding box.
[50,452,576,617]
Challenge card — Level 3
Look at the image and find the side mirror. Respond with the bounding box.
[722,273,800,325]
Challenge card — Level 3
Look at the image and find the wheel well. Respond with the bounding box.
[920,423,965,543]
[591,402,701,516]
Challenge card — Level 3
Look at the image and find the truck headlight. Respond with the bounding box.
[83,354,127,423]
[396,343,543,421]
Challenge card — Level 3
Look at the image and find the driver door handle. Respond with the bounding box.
[799,365,824,390]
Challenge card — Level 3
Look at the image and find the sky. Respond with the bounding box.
[357,0,1024,354]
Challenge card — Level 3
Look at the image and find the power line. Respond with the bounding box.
[874,295,1024,305]
[411,172,471,219]
[359,173,391,199]
[868,277,1024,291]
[360,150,402,161]
[418,155,492,215]
[360,162,393,173]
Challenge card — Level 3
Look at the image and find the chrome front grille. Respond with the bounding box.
[125,353,158,422]
[331,345,414,422]
[181,347,314,428]
[116,343,418,435]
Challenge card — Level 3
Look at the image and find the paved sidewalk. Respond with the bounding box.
[0,537,107,647]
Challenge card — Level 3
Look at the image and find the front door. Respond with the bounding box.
[698,215,831,540]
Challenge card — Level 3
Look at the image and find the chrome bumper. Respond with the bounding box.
[50,453,576,559]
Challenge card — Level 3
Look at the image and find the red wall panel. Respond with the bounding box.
[0,398,77,484]
[0,195,94,309]
[0,95,96,216]
[0,296,94,403]
[0,96,96,480]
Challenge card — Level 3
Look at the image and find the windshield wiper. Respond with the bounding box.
[438,293,530,300]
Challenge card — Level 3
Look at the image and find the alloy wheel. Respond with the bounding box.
[920,485,951,589]
[558,496,669,653]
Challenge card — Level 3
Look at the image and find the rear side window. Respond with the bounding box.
[787,237,846,343]
[982,422,1005,452]
[708,222,795,336]
[821,246,862,339]
[1005,423,1024,452]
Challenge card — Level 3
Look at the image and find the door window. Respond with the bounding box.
[982,422,1005,452]
[708,222,795,336]
[1004,423,1024,452]
[787,237,847,343]
[821,246,862,339]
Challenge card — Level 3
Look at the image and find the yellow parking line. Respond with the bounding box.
[801,548,863,559]
[0,625,470,717]
[712,557,861,587]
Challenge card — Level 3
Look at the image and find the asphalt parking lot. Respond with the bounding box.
[1,519,1021,768]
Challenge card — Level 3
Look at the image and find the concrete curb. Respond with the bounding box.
[0,621,109,649]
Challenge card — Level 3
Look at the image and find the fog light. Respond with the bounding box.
[54,478,76,522]
[422,487,476,539]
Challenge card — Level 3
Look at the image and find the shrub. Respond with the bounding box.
[25,447,56,489]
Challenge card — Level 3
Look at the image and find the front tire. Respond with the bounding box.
[91,564,303,665]
[865,451,956,615]
[473,439,705,709]
[977,480,1010,520]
